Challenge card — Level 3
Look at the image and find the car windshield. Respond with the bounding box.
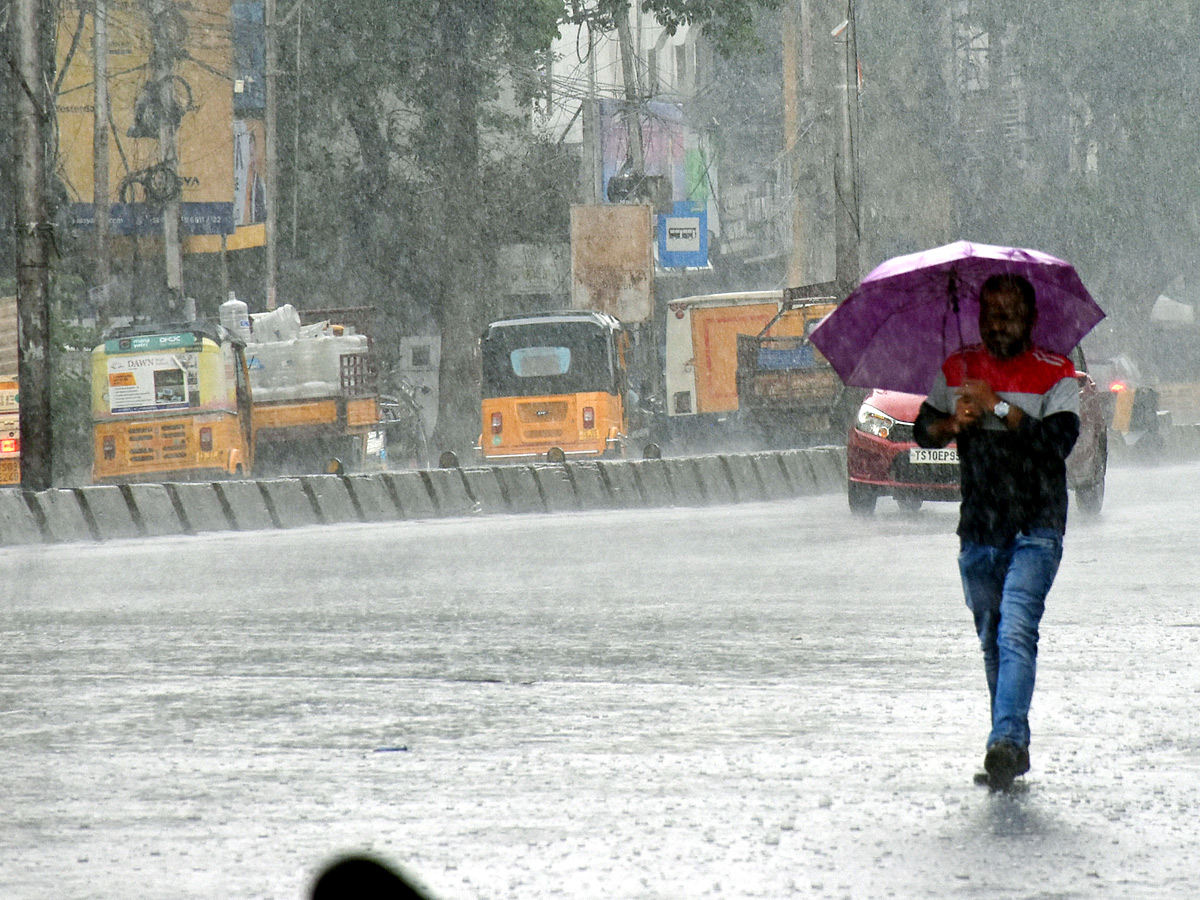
[481,321,614,398]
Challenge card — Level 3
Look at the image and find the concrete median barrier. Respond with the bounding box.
[721,454,766,503]
[123,483,187,537]
[493,465,544,515]
[382,471,438,519]
[629,458,673,507]
[460,467,506,515]
[751,452,794,498]
[533,464,579,513]
[596,460,643,508]
[344,474,401,522]
[0,490,43,544]
[663,457,706,506]
[0,447,852,547]
[422,469,476,517]
[300,475,361,525]
[166,482,232,534]
[809,447,847,491]
[779,449,821,496]
[26,489,95,543]
[565,462,610,509]
[76,485,141,541]
[259,478,320,529]
[693,455,736,505]
[215,480,277,532]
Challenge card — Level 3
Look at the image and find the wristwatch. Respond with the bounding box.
[993,400,1011,419]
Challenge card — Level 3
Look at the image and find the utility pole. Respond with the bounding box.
[614,3,644,178]
[579,23,601,203]
[13,0,53,489]
[93,0,112,324]
[264,0,278,309]
[783,0,818,287]
[782,0,803,287]
[149,0,186,318]
[290,0,302,252]
[832,10,860,294]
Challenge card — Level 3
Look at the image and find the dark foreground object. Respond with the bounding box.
[976,741,1031,792]
[311,855,435,900]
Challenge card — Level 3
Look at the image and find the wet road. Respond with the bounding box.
[3,461,1199,899]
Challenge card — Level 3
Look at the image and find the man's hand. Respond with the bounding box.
[958,378,1000,414]
[958,377,1021,429]
[917,376,1020,447]
[925,379,997,444]
[923,391,979,445]
[951,390,983,433]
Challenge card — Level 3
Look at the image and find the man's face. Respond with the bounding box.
[979,287,1034,360]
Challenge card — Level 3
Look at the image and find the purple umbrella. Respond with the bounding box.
[809,240,1106,394]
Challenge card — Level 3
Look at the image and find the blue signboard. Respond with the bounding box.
[69,202,236,237]
[658,201,708,268]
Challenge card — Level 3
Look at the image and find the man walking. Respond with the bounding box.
[914,273,1080,791]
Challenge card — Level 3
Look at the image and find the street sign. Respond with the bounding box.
[658,201,708,268]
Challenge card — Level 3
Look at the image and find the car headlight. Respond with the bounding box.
[855,404,896,439]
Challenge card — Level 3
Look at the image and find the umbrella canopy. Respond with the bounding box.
[809,241,1106,394]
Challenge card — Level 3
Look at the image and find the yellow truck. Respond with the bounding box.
[242,304,384,474]
[0,375,18,486]
[1,296,17,484]
[91,307,384,483]
[734,287,851,444]
[663,287,852,449]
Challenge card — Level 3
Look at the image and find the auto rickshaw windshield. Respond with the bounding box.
[481,322,615,399]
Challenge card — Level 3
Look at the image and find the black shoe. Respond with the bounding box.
[983,741,1030,791]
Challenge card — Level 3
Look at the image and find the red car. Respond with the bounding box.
[846,347,1109,516]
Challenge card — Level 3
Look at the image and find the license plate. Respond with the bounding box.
[909,447,959,464]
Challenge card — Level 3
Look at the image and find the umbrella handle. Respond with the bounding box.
[949,269,967,385]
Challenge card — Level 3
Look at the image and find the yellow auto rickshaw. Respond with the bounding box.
[479,311,632,462]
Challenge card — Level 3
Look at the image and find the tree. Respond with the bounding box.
[280,0,783,458]
[845,0,1200,344]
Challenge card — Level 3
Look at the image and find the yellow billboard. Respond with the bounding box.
[54,0,259,248]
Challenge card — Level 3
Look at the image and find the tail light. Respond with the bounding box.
[1109,380,1127,393]
[199,426,213,452]
[0,437,16,454]
[103,435,116,460]
[491,412,503,435]
[582,406,595,429]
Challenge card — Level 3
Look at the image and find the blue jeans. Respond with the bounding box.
[958,529,1063,750]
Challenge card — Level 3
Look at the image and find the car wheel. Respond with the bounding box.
[848,480,877,516]
[1076,433,1108,516]
[896,494,923,514]
[1076,479,1105,515]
